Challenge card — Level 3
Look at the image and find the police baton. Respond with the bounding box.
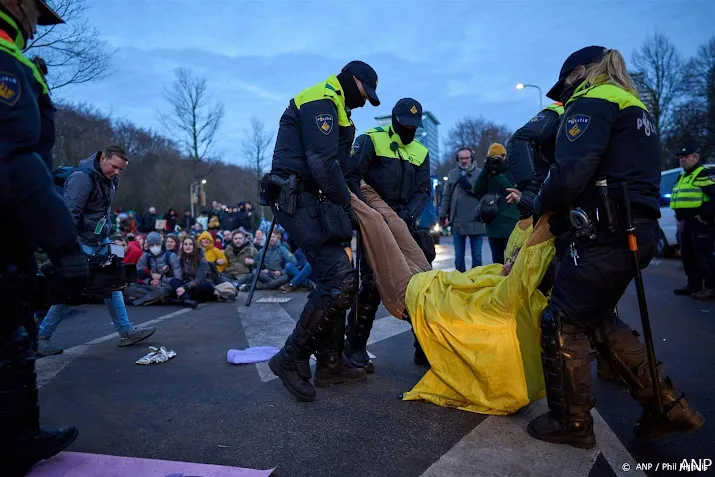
[620,182,664,414]
[245,216,277,307]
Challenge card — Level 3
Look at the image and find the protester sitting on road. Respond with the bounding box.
[123,236,144,265]
[222,231,258,287]
[253,229,266,250]
[238,231,297,291]
[176,236,216,303]
[198,231,227,273]
[222,230,233,247]
[351,183,555,414]
[280,248,315,293]
[136,232,182,288]
[165,233,179,254]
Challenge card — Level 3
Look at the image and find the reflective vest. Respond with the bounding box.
[293,74,352,127]
[0,11,48,94]
[364,126,428,167]
[544,102,564,115]
[671,166,711,209]
[567,77,647,113]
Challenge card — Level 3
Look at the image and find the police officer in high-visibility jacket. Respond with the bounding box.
[265,61,380,402]
[1,0,89,473]
[342,98,432,372]
[506,102,563,218]
[671,145,715,299]
[528,46,703,448]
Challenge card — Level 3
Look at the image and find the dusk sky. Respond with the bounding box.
[56,0,714,167]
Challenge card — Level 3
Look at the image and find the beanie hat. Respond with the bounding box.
[165,233,178,243]
[487,143,507,157]
[146,231,162,246]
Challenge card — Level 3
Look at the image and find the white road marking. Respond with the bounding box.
[36,307,195,388]
[420,398,645,477]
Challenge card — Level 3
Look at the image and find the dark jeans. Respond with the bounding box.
[452,232,483,272]
[679,218,715,292]
[488,237,508,264]
[170,278,215,302]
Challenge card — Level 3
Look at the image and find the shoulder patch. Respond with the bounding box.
[565,114,590,142]
[0,71,20,106]
[315,114,334,135]
[350,143,359,156]
[529,113,545,123]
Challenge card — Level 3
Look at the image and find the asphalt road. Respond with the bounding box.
[33,235,714,476]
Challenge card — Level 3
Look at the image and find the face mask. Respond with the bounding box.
[337,71,366,110]
[149,245,162,256]
[559,84,577,104]
[392,113,416,145]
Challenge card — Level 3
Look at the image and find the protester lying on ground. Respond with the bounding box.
[176,236,216,303]
[351,184,555,415]
[222,230,258,286]
[198,231,227,272]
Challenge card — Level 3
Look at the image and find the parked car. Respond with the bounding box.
[657,165,715,257]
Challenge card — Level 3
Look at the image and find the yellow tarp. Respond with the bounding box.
[402,218,555,415]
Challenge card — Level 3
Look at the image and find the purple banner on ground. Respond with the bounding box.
[30,452,276,477]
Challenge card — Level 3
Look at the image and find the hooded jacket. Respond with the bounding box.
[136,248,183,287]
[224,242,258,277]
[63,152,118,246]
[198,231,227,272]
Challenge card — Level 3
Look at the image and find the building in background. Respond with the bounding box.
[375,111,440,160]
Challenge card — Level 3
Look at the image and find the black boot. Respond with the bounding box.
[592,319,704,439]
[527,309,596,449]
[343,277,380,373]
[270,291,342,401]
[1,326,79,475]
[314,352,367,388]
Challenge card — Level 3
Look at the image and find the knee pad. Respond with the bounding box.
[358,275,382,311]
[333,270,358,310]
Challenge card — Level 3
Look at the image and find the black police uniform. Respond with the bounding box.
[0,5,87,475]
[342,98,432,371]
[528,47,703,448]
[506,102,563,219]
[265,62,379,402]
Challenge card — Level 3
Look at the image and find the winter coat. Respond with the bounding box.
[439,164,486,236]
[63,152,118,245]
[254,243,297,274]
[198,231,227,272]
[224,243,258,277]
[473,162,520,239]
[136,249,182,287]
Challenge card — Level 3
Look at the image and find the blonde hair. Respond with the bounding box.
[582,49,640,97]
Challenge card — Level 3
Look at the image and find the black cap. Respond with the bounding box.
[392,98,423,127]
[37,0,65,26]
[546,46,607,101]
[341,60,380,106]
[678,145,700,156]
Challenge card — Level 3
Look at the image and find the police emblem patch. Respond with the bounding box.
[316,114,334,135]
[529,114,545,123]
[350,144,359,156]
[0,72,20,106]
[410,105,418,114]
[565,114,590,142]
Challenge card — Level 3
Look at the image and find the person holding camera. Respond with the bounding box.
[472,143,520,264]
[38,145,156,356]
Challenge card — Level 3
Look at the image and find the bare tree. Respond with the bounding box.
[160,67,225,181]
[441,116,512,169]
[241,117,273,216]
[24,0,114,90]
[631,33,685,150]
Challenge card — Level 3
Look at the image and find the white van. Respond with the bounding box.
[657,165,715,256]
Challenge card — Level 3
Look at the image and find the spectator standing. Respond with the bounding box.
[439,147,486,271]
[472,143,520,264]
[180,210,194,231]
[141,206,159,233]
[164,208,178,232]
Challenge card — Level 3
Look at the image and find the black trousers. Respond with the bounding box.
[678,217,715,292]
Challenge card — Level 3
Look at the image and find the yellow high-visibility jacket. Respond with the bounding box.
[402,217,554,415]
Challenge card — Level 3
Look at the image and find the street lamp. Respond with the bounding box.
[190,180,207,218]
[516,83,543,110]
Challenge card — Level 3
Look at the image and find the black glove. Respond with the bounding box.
[398,208,415,229]
[456,175,472,191]
[548,213,570,237]
[345,206,360,230]
[516,189,536,219]
[47,244,89,305]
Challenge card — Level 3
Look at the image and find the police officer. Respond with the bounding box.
[528,46,703,448]
[0,0,89,474]
[342,98,432,371]
[265,61,380,402]
[670,145,715,300]
[506,101,564,219]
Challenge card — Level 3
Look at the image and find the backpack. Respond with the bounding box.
[52,165,97,198]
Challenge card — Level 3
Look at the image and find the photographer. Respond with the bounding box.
[38,145,156,356]
[472,143,520,264]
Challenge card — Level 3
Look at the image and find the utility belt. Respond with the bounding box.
[568,180,656,241]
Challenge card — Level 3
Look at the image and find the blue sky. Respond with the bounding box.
[57,0,714,166]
